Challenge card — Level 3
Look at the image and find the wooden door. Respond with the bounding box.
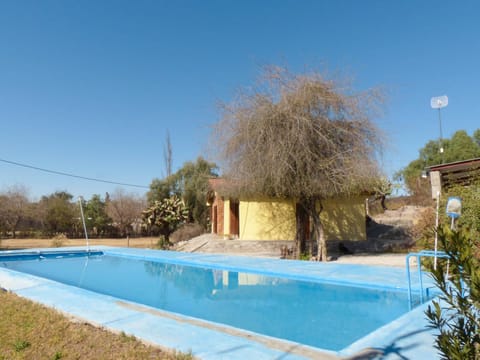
[230,200,239,237]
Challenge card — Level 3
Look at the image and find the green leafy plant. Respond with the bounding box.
[119,331,137,342]
[425,228,480,359]
[14,339,30,352]
[299,253,311,261]
[52,351,63,360]
[156,235,170,250]
[445,182,480,243]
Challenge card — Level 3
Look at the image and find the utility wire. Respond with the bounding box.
[0,157,149,189]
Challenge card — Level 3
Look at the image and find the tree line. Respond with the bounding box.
[0,157,218,239]
[0,188,145,239]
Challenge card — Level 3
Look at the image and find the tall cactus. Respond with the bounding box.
[142,195,189,240]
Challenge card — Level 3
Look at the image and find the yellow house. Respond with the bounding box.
[208,179,368,242]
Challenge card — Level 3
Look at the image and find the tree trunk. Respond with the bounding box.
[305,199,327,261]
[294,202,308,258]
[316,214,327,261]
[380,195,387,210]
[12,218,21,239]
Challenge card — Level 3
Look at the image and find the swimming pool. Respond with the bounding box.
[0,248,424,352]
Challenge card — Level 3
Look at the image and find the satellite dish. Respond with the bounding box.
[431,95,448,109]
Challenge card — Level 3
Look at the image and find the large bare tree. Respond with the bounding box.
[213,66,383,260]
[106,189,146,237]
[0,185,30,238]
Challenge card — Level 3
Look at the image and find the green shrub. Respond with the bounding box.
[409,180,480,255]
[14,340,30,352]
[445,182,480,241]
[425,229,480,359]
[156,235,171,250]
[299,253,311,261]
[52,351,63,360]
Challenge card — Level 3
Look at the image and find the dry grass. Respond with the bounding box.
[0,290,193,360]
[170,224,204,245]
[0,237,158,251]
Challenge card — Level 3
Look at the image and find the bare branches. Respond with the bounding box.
[213,66,384,200]
[212,66,385,260]
[106,189,146,237]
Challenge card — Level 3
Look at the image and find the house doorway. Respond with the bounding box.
[212,205,218,234]
[229,200,239,237]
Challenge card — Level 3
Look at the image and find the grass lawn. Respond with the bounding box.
[0,290,193,360]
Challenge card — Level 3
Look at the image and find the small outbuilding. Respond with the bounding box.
[428,157,480,199]
[207,178,369,242]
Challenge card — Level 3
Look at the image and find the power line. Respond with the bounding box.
[0,157,150,189]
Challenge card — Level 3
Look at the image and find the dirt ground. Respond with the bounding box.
[0,237,158,250]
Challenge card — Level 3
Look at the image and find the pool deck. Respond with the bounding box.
[0,246,441,359]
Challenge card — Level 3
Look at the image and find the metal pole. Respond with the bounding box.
[438,108,444,163]
[434,191,440,270]
[438,108,443,142]
[406,254,413,310]
[417,254,424,304]
[78,197,89,251]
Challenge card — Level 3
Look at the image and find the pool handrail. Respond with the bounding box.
[406,250,450,309]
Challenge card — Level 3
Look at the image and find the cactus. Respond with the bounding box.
[142,195,189,243]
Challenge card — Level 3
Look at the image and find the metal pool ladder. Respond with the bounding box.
[406,250,449,309]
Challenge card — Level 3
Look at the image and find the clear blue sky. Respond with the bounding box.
[1,0,479,200]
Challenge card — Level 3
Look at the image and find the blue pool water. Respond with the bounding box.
[0,251,411,351]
